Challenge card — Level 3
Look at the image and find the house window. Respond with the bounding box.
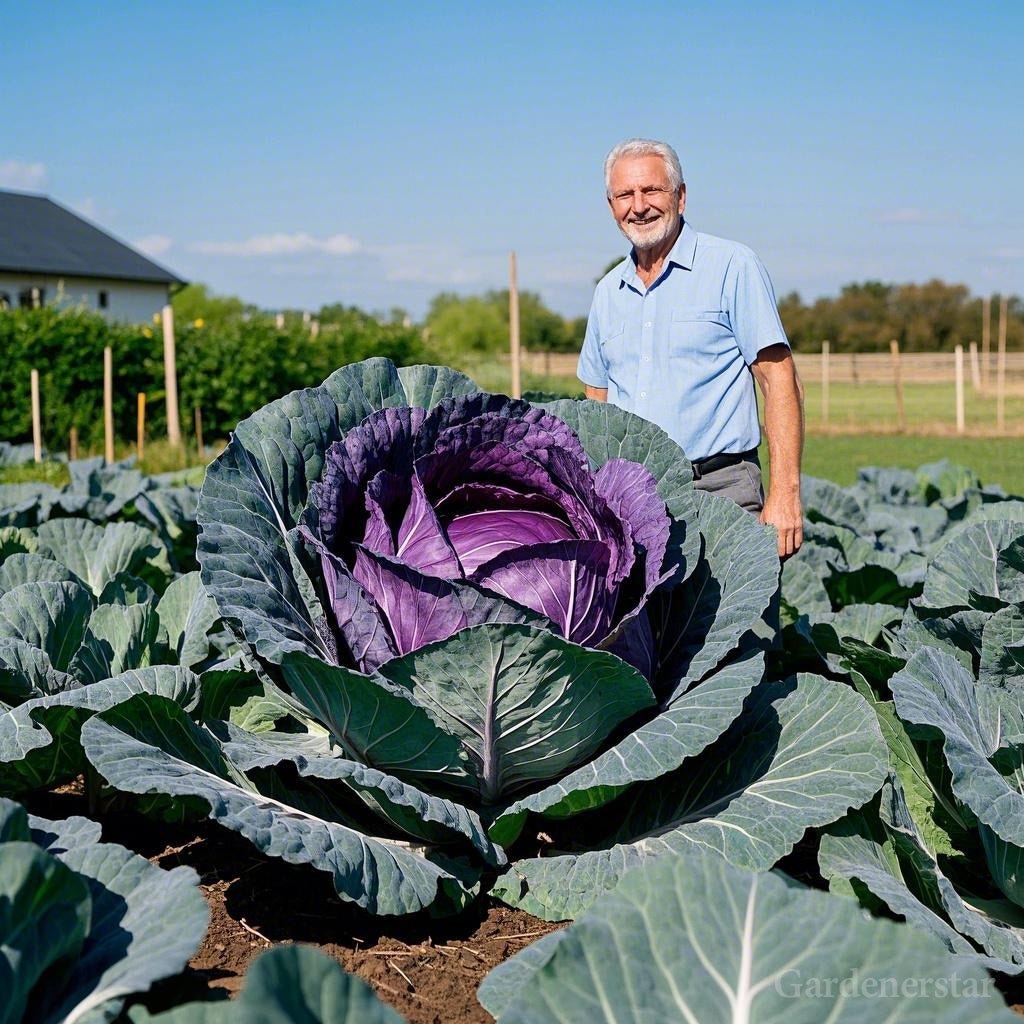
[19,287,44,309]
[0,292,10,310]
[98,290,108,309]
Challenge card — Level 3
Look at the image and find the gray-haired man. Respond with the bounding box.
[577,138,804,557]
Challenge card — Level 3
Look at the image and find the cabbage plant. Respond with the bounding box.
[78,359,887,917]
[0,796,208,1024]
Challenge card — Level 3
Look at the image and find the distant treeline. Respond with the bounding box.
[422,279,1023,356]
[778,280,1022,353]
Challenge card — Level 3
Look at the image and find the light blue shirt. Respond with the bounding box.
[577,219,789,461]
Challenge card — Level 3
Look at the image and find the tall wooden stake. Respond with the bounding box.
[821,340,831,426]
[889,339,906,432]
[103,346,114,464]
[30,369,42,463]
[969,341,981,391]
[137,393,146,462]
[69,427,78,461]
[954,344,965,434]
[162,304,182,446]
[509,251,521,399]
[982,295,992,392]
[194,406,205,456]
[997,295,1008,432]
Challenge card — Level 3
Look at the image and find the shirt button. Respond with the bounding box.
[644,321,652,327]
[640,391,647,398]
[643,356,650,362]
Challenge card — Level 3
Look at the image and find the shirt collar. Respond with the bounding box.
[618,218,697,289]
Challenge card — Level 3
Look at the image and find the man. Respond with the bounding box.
[577,138,804,557]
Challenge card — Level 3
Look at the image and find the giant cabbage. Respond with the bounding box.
[79,358,886,917]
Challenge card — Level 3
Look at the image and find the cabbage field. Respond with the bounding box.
[2,357,1024,1022]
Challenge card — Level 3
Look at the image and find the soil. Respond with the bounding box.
[25,781,563,1024]
[25,781,1024,1021]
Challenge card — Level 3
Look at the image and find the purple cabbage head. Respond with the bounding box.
[301,395,671,676]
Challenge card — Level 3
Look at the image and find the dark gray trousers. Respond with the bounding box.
[692,455,764,514]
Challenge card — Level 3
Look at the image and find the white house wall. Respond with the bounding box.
[0,274,170,324]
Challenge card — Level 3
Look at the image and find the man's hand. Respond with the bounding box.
[751,344,805,559]
[760,486,803,558]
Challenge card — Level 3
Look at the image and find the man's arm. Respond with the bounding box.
[750,343,804,557]
[584,385,608,402]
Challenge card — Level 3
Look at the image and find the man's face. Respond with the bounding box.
[607,155,685,252]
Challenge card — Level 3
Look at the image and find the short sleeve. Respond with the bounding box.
[576,300,609,387]
[724,247,790,365]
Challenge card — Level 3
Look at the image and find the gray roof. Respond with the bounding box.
[0,190,184,285]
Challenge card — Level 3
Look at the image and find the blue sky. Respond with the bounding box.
[4,1,1022,318]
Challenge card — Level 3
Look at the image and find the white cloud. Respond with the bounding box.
[134,234,172,257]
[0,160,47,190]
[190,232,361,257]
[876,207,931,224]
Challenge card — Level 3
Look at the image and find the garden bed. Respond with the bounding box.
[25,780,562,1024]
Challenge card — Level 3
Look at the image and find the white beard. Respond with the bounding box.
[619,211,679,252]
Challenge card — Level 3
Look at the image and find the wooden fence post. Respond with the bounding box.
[954,344,965,434]
[194,406,204,457]
[997,296,1008,432]
[509,251,521,399]
[69,427,78,461]
[103,347,115,465]
[821,340,830,426]
[969,341,981,392]
[889,340,906,431]
[162,304,182,446]
[30,369,42,463]
[137,393,146,462]
[982,295,992,393]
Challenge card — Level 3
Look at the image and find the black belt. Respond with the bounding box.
[691,448,758,481]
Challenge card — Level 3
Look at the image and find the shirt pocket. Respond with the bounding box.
[599,321,628,368]
[669,309,733,362]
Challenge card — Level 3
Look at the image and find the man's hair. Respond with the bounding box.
[604,139,684,197]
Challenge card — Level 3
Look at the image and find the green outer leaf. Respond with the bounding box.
[482,851,1016,1023]
[156,571,223,669]
[219,725,504,867]
[0,579,94,673]
[34,518,170,596]
[127,945,406,1024]
[489,651,764,846]
[34,830,209,1024]
[70,602,160,685]
[818,830,983,960]
[0,665,201,794]
[280,650,475,787]
[493,674,887,920]
[820,778,1024,974]
[0,841,90,1024]
[980,606,1024,688]
[81,694,477,916]
[780,557,831,621]
[0,526,37,558]
[891,648,1024,848]
[397,363,480,409]
[0,554,79,593]
[0,639,75,706]
[652,491,778,698]
[922,519,1024,611]
[379,623,655,804]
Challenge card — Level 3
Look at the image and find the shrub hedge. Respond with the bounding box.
[0,308,426,451]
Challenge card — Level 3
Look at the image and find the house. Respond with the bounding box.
[0,189,185,323]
